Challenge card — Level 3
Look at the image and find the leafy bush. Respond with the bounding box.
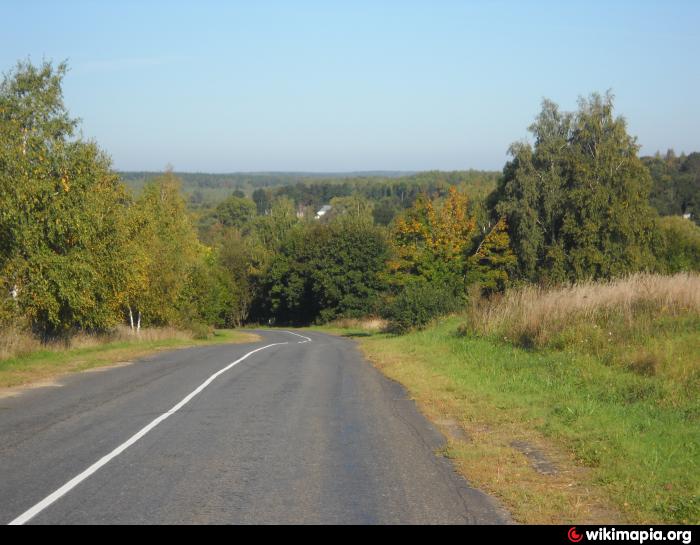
[178,253,240,328]
[382,279,461,334]
[188,322,213,340]
[655,216,700,273]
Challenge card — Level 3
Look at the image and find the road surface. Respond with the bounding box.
[0,329,509,524]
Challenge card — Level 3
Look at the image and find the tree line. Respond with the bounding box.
[1,61,698,340]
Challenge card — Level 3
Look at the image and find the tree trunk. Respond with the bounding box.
[128,306,134,332]
[137,311,141,334]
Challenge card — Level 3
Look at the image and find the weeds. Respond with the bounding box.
[0,325,196,363]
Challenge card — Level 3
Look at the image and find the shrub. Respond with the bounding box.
[655,216,700,273]
[382,279,461,334]
[188,322,213,340]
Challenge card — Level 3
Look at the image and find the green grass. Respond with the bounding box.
[0,329,260,389]
[317,316,699,524]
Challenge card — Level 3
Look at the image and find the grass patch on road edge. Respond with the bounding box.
[314,317,698,524]
[0,329,261,389]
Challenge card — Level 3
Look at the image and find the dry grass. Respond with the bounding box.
[75,326,194,346]
[0,327,42,361]
[0,326,194,362]
[0,327,261,389]
[465,272,700,349]
[328,317,389,332]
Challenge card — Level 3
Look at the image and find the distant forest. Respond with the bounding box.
[118,169,499,205]
[119,153,698,229]
[643,151,700,225]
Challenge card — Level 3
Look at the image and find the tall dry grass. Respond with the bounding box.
[329,317,389,332]
[0,327,42,361]
[464,273,700,352]
[0,325,194,362]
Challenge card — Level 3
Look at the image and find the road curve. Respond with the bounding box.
[0,329,509,524]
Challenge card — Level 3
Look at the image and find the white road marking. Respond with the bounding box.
[280,330,312,343]
[8,341,288,526]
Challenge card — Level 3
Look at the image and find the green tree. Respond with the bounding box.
[261,222,389,324]
[654,216,700,273]
[218,229,257,326]
[492,93,657,282]
[178,249,238,328]
[252,188,272,215]
[644,151,700,225]
[214,195,256,229]
[0,60,136,335]
[328,194,374,225]
[132,170,201,326]
[467,217,517,294]
[389,187,476,290]
[260,225,312,324]
[249,197,299,251]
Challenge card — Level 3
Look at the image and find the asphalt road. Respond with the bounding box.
[0,329,509,525]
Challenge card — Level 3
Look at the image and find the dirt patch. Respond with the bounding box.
[435,417,472,443]
[82,361,134,373]
[510,440,558,476]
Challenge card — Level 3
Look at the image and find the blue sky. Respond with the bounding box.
[3,0,699,172]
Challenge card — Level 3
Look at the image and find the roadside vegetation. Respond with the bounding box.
[323,273,699,523]
[0,327,259,389]
[464,273,699,379]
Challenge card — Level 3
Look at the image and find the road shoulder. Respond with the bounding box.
[0,329,261,394]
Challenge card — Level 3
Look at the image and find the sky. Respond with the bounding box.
[2,0,699,172]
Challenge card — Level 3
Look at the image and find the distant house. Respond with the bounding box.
[315,205,332,220]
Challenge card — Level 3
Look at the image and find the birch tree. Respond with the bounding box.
[0,60,135,335]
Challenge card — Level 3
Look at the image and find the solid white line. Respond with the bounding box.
[8,341,287,526]
[280,330,312,343]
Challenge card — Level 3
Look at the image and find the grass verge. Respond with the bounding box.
[0,329,261,389]
[315,314,698,524]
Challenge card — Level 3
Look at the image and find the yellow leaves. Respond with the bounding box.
[423,187,475,257]
[60,175,70,192]
[390,187,479,276]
